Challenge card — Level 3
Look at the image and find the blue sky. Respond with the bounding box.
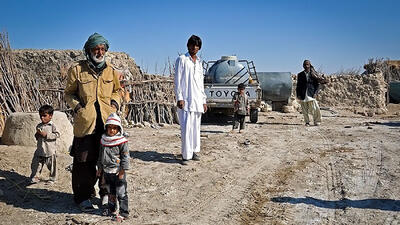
[1,0,399,75]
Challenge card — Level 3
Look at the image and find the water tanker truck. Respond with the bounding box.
[203,56,262,123]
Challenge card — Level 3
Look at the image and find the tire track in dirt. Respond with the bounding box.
[176,118,305,224]
[177,134,285,224]
[236,126,334,225]
[308,125,394,224]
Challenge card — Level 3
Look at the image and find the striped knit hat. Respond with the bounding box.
[104,113,123,133]
[101,113,127,147]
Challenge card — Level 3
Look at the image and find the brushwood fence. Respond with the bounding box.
[123,77,178,125]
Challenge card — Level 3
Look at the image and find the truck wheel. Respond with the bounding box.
[250,109,258,123]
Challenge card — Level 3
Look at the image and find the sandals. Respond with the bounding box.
[112,214,125,222]
[30,177,40,184]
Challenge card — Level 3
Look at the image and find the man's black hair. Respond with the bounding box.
[238,83,246,89]
[187,35,202,50]
[39,104,54,115]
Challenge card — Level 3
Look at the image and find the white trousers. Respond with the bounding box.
[300,100,321,124]
[178,109,202,160]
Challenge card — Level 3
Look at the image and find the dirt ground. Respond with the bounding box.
[0,105,399,225]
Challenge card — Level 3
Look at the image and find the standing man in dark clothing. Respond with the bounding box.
[65,33,121,211]
[296,60,322,126]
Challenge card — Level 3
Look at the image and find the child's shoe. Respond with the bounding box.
[101,207,110,216]
[30,177,40,184]
[112,213,125,222]
[65,163,73,172]
[120,212,129,220]
[46,180,55,185]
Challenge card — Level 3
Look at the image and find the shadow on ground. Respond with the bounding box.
[0,169,78,214]
[202,113,233,125]
[257,122,303,126]
[130,150,181,164]
[271,196,400,211]
[201,130,225,134]
[368,121,400,127]
[379,121,400,127]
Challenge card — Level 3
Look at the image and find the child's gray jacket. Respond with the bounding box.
[97,142,130,173]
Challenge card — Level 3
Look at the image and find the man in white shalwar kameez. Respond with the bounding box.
[174,35,207,165]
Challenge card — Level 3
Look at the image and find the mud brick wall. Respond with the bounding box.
[292,72,387,113]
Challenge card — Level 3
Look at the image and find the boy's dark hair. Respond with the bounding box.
[238,83,246,90]
[187,35,202,50]
[39,104,54,115]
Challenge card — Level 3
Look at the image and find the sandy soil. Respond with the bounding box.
[0,105,399,225]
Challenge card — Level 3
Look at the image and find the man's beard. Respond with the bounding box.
[91,52,105,64]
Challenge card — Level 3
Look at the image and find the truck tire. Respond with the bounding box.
[250,109,258,123]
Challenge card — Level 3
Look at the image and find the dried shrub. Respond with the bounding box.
[364,58,400,81]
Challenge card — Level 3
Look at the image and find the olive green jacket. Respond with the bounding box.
[65,60,121,137]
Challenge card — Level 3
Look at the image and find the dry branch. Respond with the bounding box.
[0,31,44,133]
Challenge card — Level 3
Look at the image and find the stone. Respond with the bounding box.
[375,108,387,115]
[133,123,144,128]
[150,124,160,129]
[262,102,272,112]
[282,105,294,113]
[1,112,73,153]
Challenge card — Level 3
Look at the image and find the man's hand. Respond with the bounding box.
[203,104,208,113]
[177,100,185,109]
[111,100,119,112]
[118,170,125,180]
[96,169,102,177]
[74,103,83,113]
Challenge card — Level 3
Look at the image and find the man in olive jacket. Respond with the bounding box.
[65,33,121,211]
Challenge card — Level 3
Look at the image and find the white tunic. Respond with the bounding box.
[303,71,316,102]
[174,52,207,112]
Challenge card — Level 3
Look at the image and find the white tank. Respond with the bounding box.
[206,56,249,84]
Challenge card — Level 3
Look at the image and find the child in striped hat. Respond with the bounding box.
[96,113,130,221]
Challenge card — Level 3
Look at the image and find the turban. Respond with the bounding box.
[83,33,109,54]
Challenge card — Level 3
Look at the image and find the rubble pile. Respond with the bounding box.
[363,59,400,81]
[292,72,387,114]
